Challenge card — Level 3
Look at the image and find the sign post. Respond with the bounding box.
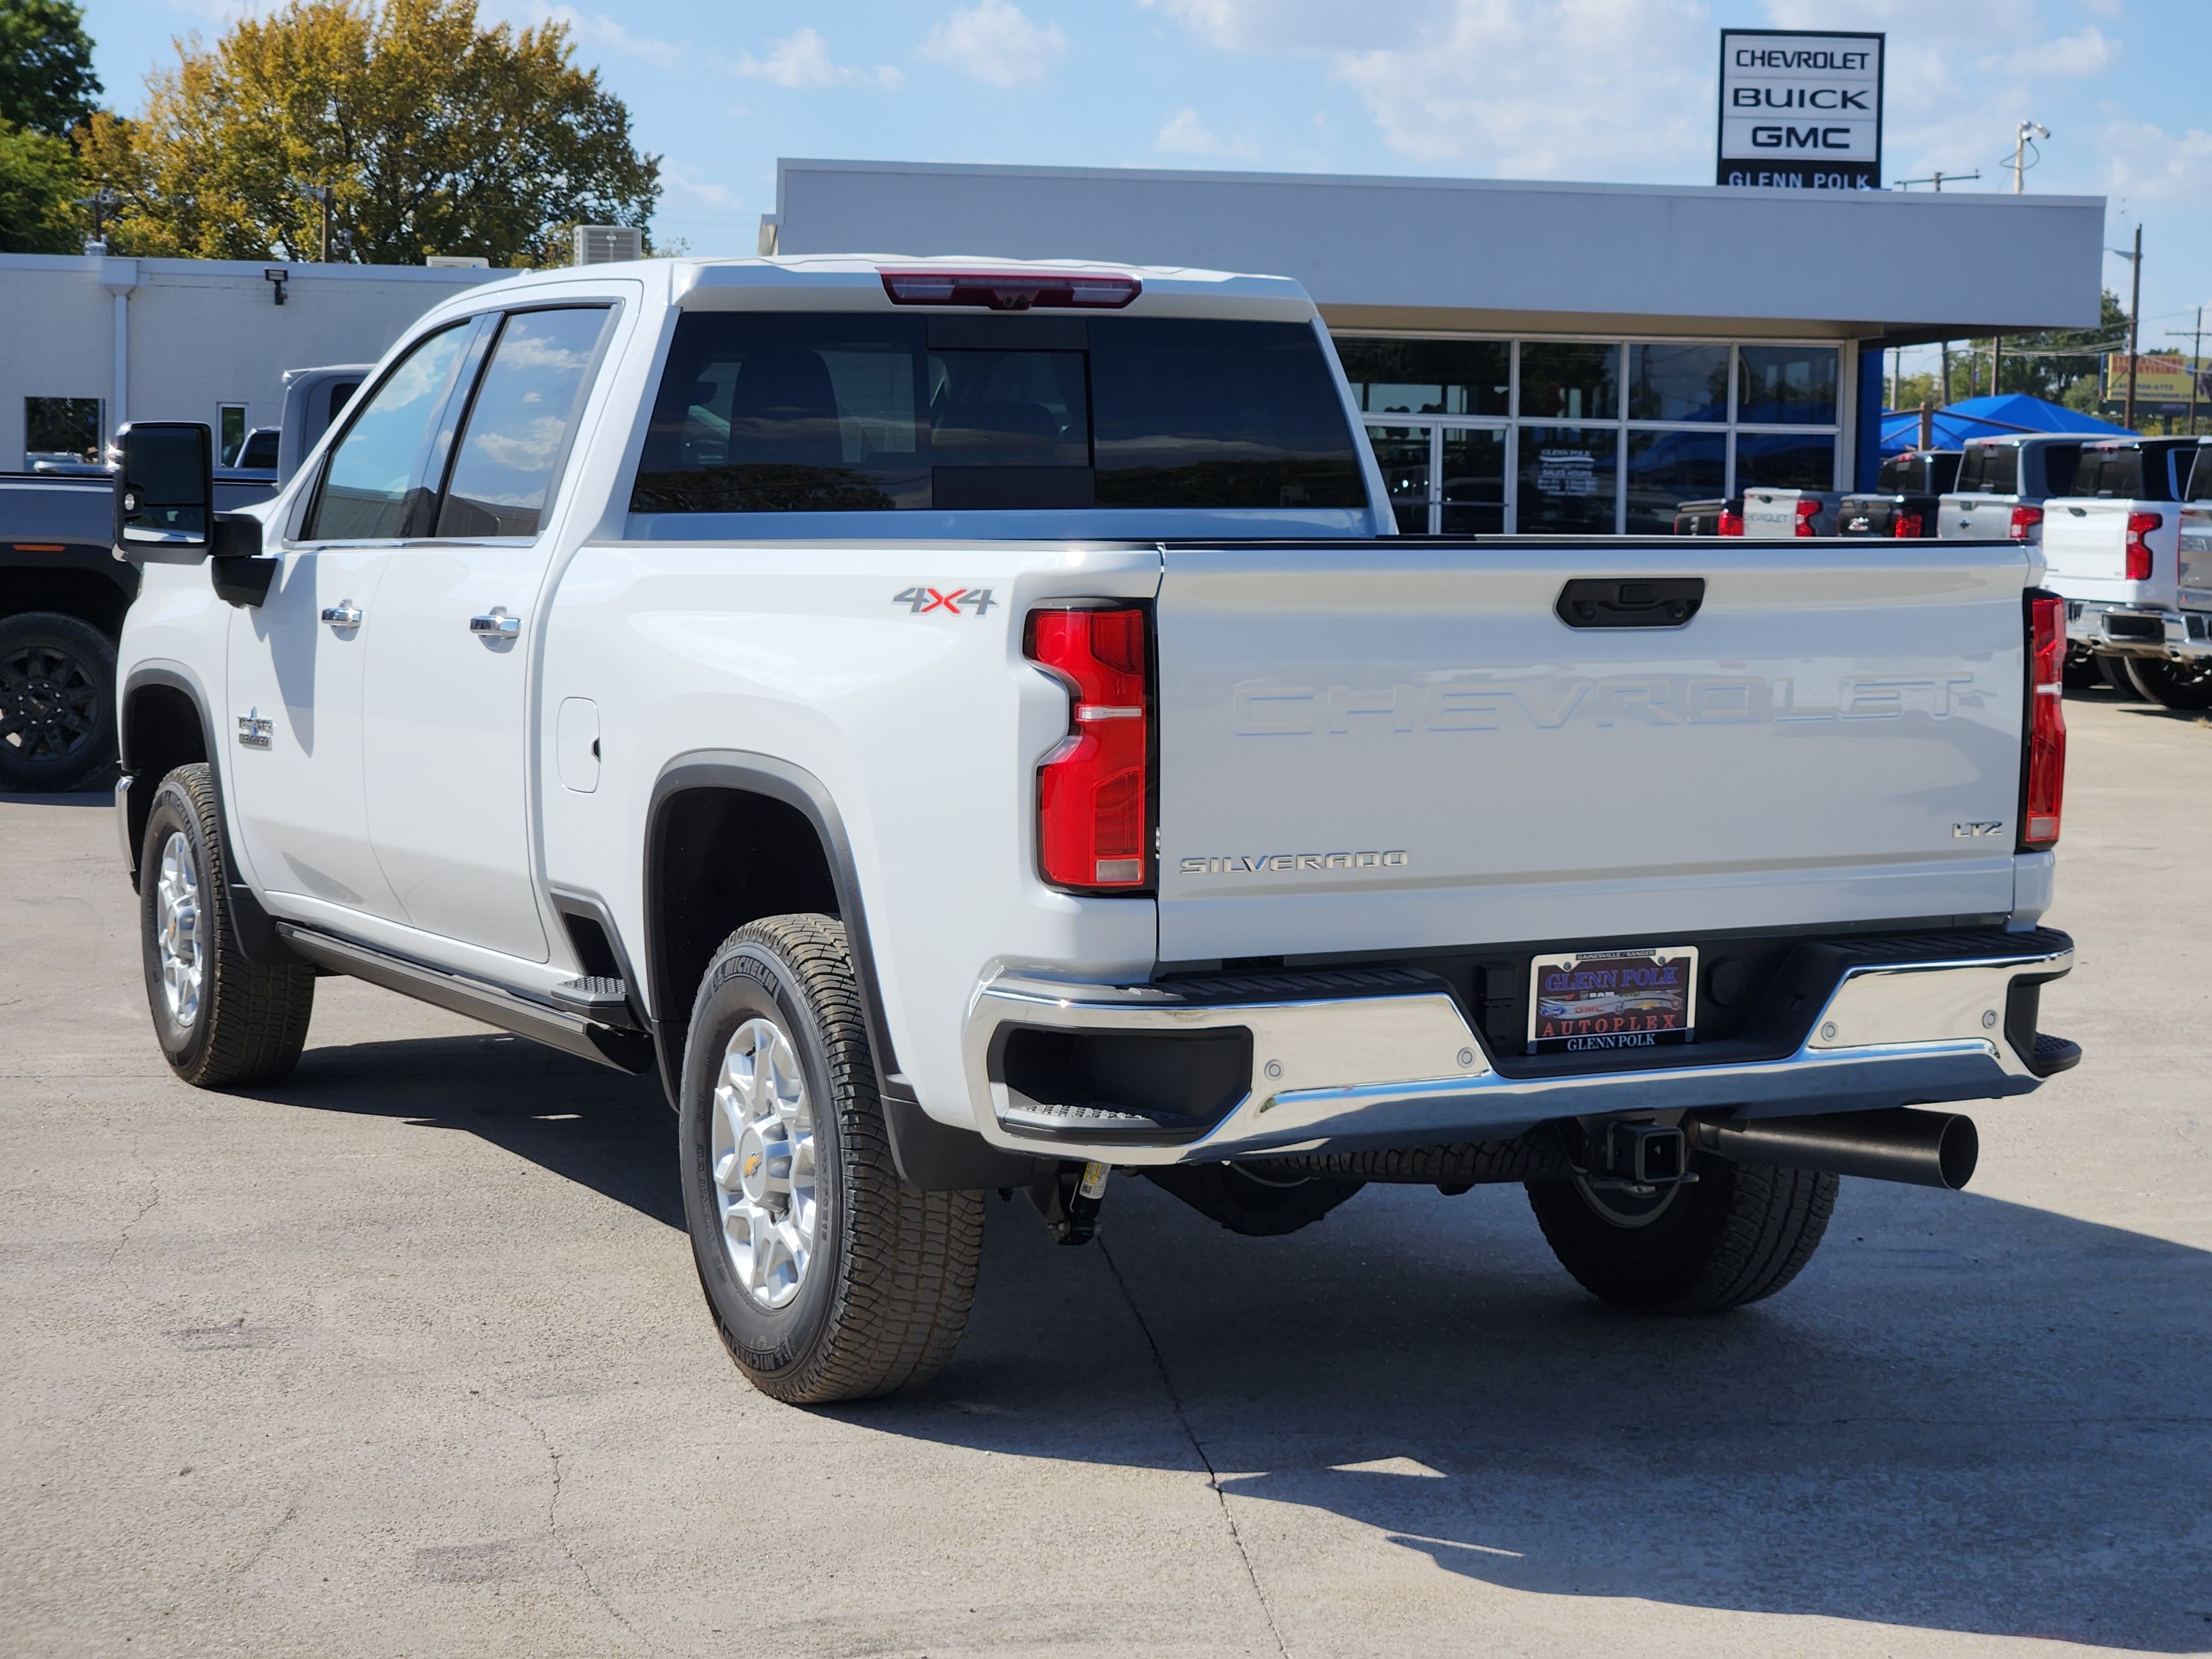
[1717,29,1884,191]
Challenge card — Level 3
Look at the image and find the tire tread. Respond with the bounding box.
[692,915,981,1404]
[147,764,315,1088]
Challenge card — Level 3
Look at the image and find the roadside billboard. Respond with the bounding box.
[1717,29,1884,191]
[2101,354,2210,415]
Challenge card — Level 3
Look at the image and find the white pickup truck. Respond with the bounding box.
[109,255,2079,1404]
[2041,435,2212,708]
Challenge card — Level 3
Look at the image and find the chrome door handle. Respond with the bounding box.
[469,609,521,637]
[319,602,363,628]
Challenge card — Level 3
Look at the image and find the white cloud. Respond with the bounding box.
[2097,119,2212,204]
[916,0,1067,87]
[529,3,684,70]
[731,27,904,90]
[1154,108,1260,159]
[664,168,744,212]
[2005,24,2117,78]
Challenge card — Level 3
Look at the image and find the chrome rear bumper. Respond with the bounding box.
[960,935,2075,1166]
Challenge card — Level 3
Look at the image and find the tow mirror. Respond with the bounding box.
[114,421,213,559]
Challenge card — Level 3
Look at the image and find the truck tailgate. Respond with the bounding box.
[2041,499,2132,587]
[1155,541,2030,962]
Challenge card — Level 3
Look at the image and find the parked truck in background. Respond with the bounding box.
[106,254,2077,1404]
[2041,435,2212,709]
[1939,435,2088,549]
[0,364,363,792]
[1839,450,1962,540]
[1740,484,1841,538]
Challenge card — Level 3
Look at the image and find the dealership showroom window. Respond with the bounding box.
[1337,336,1842,535]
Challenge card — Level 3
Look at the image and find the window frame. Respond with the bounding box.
[291,300,620,549]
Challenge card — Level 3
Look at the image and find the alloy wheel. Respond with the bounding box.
[710,1017,820,1310]
[155,831,205,1029]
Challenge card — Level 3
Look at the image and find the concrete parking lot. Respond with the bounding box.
[3,685,2207,1659]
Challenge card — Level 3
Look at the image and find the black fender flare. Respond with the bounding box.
[644,751,1046,1192]
[118,662,298,967]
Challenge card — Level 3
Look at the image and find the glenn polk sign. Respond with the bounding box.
[1717,29,1884,190]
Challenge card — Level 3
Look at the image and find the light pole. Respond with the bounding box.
[2012,122,2049,194]
[2117,225,2144,431]
[294,184,335,262]
[2167,308,2205,436]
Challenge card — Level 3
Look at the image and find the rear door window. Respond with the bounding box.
[2036,444,2078,498]
[630,312,1365,514]
[436,306,613,538]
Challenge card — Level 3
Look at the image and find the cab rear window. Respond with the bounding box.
[1957,443,2019,496]
[630,313,1365,514]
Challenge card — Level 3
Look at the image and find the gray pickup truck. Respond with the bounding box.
[1,366,363,791]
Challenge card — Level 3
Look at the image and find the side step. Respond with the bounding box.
[275,925,654,1075]
[551,976,641,1031]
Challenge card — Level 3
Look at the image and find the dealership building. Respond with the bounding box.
[3,160,2104,534]
[764,159,2106,534]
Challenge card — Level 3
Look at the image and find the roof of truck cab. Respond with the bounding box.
[667,254,1319,321]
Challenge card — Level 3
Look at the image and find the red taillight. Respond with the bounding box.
[2022,592,2066,851]
[1717,508,1743,536]
[880,269,1140,310]
[2008,504,2043,541]
[2124,511,2158,581]
[1793,498,1821,537]
[1026,607,1151,890]
[1893,510,1924,539]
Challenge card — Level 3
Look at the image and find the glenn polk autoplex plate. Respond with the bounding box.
[1527,946,1698,1056]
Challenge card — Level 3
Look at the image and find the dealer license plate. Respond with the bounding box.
[1527,946,1698,1057]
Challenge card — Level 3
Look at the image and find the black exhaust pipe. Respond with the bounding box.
[1693,1108,1978,1191]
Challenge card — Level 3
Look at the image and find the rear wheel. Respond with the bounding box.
[0,611,117,793]
[138,764,316,1087]
[2095,654,2141,696]
[1526,1152,1836,1313]
[2123,656,2212,710]
[680,915,982,1404]
[2060,646,2103,691]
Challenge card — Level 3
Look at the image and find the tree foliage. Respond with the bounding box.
[0,0,101,136]
[0,116,81,251]
[80,0,660,265]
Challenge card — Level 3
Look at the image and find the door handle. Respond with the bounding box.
[319,602,363,628]
[1555,577,1705,629]
[469,609,521,637]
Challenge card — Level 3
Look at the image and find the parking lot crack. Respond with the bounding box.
[104,1134,158,1269]
[488,1392,657,1653]
[1100,1238,1291,1659]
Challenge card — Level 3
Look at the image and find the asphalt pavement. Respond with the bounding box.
[3,685,2208,1658]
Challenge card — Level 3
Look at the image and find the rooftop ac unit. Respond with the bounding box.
[573,225,645,265]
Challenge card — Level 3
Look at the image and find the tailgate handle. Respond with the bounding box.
[1555,577,1704,629]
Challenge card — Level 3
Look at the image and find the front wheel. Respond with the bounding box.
[680,915,983,1404]
[138,763,316,1086]
[2123,656,2212,710]
[1526,1152,1837,1313]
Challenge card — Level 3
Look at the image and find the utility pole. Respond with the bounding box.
[1992,335,2002,398]
[2124,223,2143,431]
[1940,340,1952,404]
[2194,306,2203,436]
[2013,122,2049,193]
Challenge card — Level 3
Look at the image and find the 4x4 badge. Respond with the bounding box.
[892,587,994,615]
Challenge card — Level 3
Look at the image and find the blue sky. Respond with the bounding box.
[75,0,2212,362]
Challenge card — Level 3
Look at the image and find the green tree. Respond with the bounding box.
[0,117,80,251]
[0,0,101,136]
[1955,290,2130,403]
[80,0,659,266]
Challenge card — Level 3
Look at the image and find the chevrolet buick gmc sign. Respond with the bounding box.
[1717,29,1884,190]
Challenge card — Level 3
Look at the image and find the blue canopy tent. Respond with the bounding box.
[1879,394,2132,456]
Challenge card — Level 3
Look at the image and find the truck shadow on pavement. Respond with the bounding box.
[247,1033,2210,1648]
[882,1178,2212,1651]
[259,1030,681,1228]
